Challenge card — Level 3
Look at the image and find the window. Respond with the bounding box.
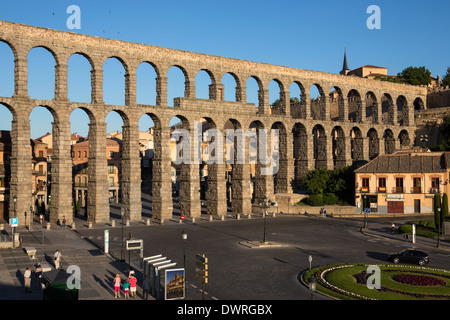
[109,151,114,158]
[413,178,421,193]
[84,151,87,158]
[39,150,44,158]
[109,164,115,174]
[378,178,386,192]
[431,178,440,193]
[361,178,369,192]
[395,178,403,193]
[78,151,81,158]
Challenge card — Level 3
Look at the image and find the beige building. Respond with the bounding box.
[355,150,450,214]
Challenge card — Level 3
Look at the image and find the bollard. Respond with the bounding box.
[72,222,76,230]
[221,215,225,221]
[88,221,92,229]
[209,215,213,222]
[146,218,150,226]
[192,217,196,223]
[248,213,251,219]
[46,222,51,230]
[111,220,116,227]
[126,220,130,227]
[236,214,240,220]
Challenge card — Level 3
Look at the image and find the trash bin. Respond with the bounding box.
[42,268,79,300]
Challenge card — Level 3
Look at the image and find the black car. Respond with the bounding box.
[388,249,430,265]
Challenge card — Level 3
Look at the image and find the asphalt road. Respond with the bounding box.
[74,214,450,301]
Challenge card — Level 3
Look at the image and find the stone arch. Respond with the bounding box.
[381,93,395,124]
[331,126,346,168]
[398,129,410,148]
[246,75,263,108]
[367,128,379,160]
[347,89,363,123]
[269,79,286,115]
[365,91,378,124]
[383,129,396,154]
[167,65,190,106]
[310,84,326,120]
[67,52,94,103]
[292,122,308,188]
[27,46,58,100]
[329,86,344,121]
[102,56,129,105]
[221,72,241,102]
[413,97,425,111]
[312,124,327,169]
[0,41,15,97]
[271,121,287,193]
[136,61,159,106]
[195,69,216,100]
[289,81,307,119]
[396,95,408,126]
[350,126,364,163]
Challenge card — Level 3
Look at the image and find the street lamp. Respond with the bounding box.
[259,197,271,244]
[181,230,188,299]
[120,206,125,262]
[363,195,367,229]
[308,275,317,300]
[12,195,16,248]
[437,207,441,248]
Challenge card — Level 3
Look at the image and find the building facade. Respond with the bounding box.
[355,150,450,214]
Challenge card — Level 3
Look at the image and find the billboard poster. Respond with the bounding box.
[165,268,185,300]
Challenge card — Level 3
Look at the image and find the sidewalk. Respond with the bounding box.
[0,217,155,300]
[361,220,450,252]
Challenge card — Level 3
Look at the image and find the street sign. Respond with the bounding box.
[10,218,18,227]
[181,215,185,221]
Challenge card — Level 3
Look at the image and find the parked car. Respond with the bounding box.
[388,249,430,265]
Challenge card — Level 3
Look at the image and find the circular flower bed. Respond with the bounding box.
[393,274,445,286]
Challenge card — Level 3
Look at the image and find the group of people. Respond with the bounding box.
[113,268,151,299]
[23,263,43,293]
[319,207,327,217]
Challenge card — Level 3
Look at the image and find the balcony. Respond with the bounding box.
[360,187,370,193]
[392,187,404,193]
[377,187,386,193]
[411,187,421,194]
[430,188,440,194]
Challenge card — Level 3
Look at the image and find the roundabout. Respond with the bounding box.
[302,264,450,300]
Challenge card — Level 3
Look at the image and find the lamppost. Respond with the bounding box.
[363,195,367,229]
[437,206,441,248]
[259,197,271,244]
[120,206,125,262]
[181,230,188,299]
[308,275,317,300]
[12,195,16,248]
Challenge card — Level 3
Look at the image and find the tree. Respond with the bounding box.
[396,66,432,86]
[442,193,449,220]
[304,169,330,195]
[271,97,300,107]
[441,67,450,87]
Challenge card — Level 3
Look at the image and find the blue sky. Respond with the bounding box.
[0,0,449,138]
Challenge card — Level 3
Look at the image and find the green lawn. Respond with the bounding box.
[303,264,450,300]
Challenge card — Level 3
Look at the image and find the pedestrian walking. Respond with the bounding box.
[62,216,66,228]
[113,274,121,298]
[24,267,32,293]
[142,275,151,300]
[39,213,43,225]
[35,263,42,289]
[129,274,137,298]
[391,222,396,234]
[54,249,62,269]
[123,279,130,299]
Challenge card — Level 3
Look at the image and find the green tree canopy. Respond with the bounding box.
[375,66,432,86]
[442,67,450,87]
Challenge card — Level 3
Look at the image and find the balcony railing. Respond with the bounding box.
[430,188,440,194]
[411,187,421,194]
[392,187,404,193]
[377,187,386,193]
[360,187,369,193]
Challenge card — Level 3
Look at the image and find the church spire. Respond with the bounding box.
[340,49,349,75]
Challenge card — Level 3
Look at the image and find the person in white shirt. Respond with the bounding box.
[54,249,62,269]
[24,267,31,293]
